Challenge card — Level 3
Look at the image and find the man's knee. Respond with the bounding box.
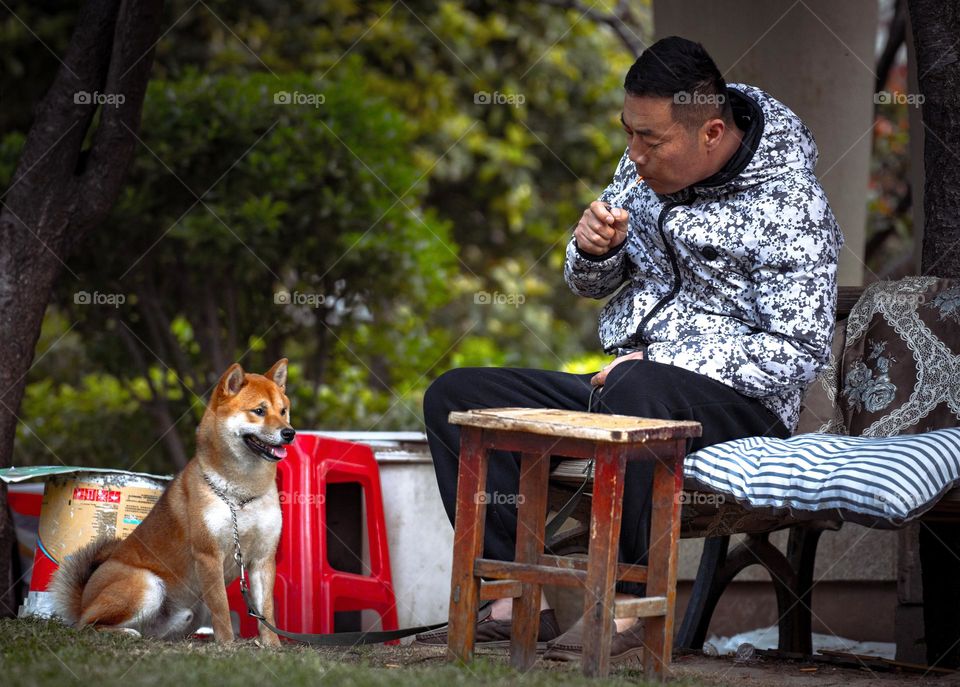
[423,367,490,420]
[425,370,464,430]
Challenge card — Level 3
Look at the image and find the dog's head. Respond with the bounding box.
[209,358,296,462]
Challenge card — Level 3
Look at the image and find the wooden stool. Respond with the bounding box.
[445,408,701,679]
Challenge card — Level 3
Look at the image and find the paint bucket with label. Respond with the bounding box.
[18,470,169,618]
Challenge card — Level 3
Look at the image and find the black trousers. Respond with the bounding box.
[423,359,790,595]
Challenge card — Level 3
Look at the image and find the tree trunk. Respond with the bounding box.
[0,0,164,617]
[909,0,960,278]
[908,0,960,668]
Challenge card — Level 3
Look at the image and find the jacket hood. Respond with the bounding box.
[691,83,819,197]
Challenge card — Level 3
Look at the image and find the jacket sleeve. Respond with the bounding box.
[564,149,633,299]
[647,180,843,398]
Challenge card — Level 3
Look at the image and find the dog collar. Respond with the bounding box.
[201,470,256,509]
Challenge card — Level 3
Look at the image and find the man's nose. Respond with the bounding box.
[280,427,296,443]
[630,149,648,166]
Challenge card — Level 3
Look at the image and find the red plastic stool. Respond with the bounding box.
[227,434,399,640]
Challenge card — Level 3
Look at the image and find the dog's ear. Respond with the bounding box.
[219,363,246,398]
[265,358,288,392]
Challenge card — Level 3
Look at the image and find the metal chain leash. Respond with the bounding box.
[201,471,260,614]
[199,469,453,643]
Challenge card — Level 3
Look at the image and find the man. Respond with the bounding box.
[417,36,843,663]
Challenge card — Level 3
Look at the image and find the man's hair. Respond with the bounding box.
[624,36,733,130]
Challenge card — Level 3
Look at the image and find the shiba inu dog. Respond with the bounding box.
[50,359,295,645]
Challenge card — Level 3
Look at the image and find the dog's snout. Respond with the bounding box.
[280,427,296,443]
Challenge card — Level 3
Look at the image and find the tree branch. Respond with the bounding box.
[876,0,907,93]
[138,280,201,399]
[76,0,165,236]
[542,0,643,57]
[116,314,189,470]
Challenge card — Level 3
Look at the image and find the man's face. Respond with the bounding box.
[620,94,708,195]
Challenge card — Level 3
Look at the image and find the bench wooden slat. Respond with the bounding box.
[837,285,865,318]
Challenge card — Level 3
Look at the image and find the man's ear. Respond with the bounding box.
[265,358,288,392]
[219,363,246,398]
[703,118,726,151]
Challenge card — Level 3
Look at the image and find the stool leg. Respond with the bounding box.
[581,444,627,678]
[510,450,550,671]
[447,426,489,664]
[643,440,684,679]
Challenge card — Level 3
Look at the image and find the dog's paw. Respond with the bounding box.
[98,627,141,638]
[92,626,142,639]
[256,632,282,648]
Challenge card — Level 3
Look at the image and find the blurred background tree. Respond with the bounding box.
[1,0,644,472]
[0,0,913,473]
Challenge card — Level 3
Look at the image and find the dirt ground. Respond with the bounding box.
[318,642,960,686]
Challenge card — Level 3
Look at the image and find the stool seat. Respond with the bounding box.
[444,407,701,680]
[449,408,701,443]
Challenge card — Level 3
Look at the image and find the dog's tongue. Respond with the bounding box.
[270,445,287,459]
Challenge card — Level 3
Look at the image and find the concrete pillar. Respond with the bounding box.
[653,0,878,286]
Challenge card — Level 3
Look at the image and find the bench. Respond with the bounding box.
[547,280,960,662]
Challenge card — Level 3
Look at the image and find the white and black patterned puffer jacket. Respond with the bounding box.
[564,83,844,433]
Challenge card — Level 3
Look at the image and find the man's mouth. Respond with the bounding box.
[243,434,288,461]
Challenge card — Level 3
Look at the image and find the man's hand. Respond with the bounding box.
[574,201,629,256]
[590,350,645,386]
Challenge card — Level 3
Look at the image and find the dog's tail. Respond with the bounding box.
[48,536,122,625]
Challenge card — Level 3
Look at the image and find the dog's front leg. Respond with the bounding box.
[194,549,235,642]
[248,556,280,647]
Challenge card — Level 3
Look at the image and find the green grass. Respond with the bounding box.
[0,618,701,687]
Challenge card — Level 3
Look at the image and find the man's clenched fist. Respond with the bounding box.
[574,201,629,256]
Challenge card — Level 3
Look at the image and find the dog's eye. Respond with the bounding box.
[251,407,266,416]
[281,408,287,416]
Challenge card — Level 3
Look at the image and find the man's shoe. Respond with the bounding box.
[414,609,561,650]
[542,617,646,663]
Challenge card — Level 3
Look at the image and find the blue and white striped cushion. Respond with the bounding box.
[683,427,960,527]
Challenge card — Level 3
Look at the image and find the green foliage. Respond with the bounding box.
[6,1,649,470]
[0,131,25,184]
